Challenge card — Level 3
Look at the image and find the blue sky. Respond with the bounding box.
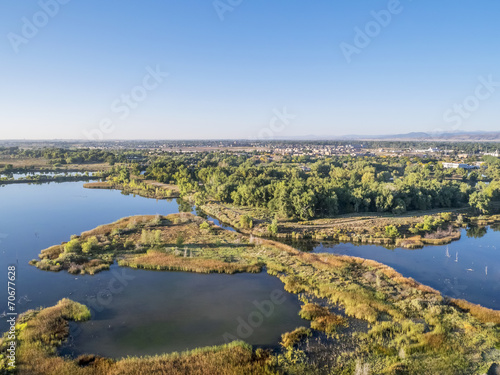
[0,0,499,140]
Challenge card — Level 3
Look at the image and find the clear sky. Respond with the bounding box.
[0,0,499,140]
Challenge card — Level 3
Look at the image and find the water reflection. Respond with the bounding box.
[311,227,500,310]
[466,225,488,238]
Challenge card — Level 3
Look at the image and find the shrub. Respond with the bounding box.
[239,215,253,229]
[152,214,162,226]
[176,234,185,247]
[384,225,400,239]
[141,229,162,247]
[64,238,81,253]
[440,212,453,222]
[268,219,279,235]
[199,222,211,232]
[280,327,311,349]
[81,236,99,254]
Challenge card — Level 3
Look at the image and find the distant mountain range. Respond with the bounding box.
[281,131,500,142]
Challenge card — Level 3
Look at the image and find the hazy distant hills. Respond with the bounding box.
[284,131,500,142]
[345,131,500,141]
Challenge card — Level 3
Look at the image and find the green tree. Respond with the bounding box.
[82,236,99,254]
[64,238,81,253]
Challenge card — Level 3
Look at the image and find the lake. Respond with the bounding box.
[1,181,499,358]
[0,172,95,180]
[0,182,303,357]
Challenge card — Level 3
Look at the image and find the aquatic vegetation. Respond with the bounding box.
[299,303,347,334]
[280,327,312,349]
[29,213,500,373]
[0,300,274,375]
[31,213,263,275]
[199,201,470,249]
[448,298,500,325]
[84,179,179,199]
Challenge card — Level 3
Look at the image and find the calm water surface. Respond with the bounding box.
[0,182,303,357]
[313,229,500,309]
[1,181,499,358]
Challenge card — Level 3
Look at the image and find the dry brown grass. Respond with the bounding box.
[448,298,500,325]
[120,251,262,274]
[83,181,112,189]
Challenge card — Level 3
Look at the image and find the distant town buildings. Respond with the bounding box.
[484,150,500,157]
[415,147,440,153]
[442,162,479,170]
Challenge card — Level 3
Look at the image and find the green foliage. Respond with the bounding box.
[239,214,253,229]
[440,212,453,222]
[268,219,279,234]
[280,327,311,349]
[97,150,500,220]
[64,238,81,253]
[199,222,211,232]
[81,236,99,254]
[176,234,185,247]
[384,225,400,238]
[152,214,162,226]
[410,215,446,234]
[141,229,162,247]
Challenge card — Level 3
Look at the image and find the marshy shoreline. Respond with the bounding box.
[22,211,500,374]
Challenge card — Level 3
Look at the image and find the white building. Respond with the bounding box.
[442,162,479,170]
[484,150,499,157]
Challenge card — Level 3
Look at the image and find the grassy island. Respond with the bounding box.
[29,213,500,374]
[84,179,180,199]
[30,213,261,275]
[197,201,477,248]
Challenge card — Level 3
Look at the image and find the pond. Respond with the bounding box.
[312,228,500,310]
[0,182,303,357]
[0,172,95,180]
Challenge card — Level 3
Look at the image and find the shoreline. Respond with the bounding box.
[20,212,500,373]
[83,180,180,199]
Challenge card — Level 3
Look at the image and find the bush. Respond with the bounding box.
[141,229,162,246]
[280,327,311,349]
[440,212,453,222]
[239,215,253,229]
[152,214,162,226]
[176,234,184,247]
[64,238,81,253]
[384,225,400,238]
[81,236,99,254]
[199,222,211,232]
[268,219,279,235]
